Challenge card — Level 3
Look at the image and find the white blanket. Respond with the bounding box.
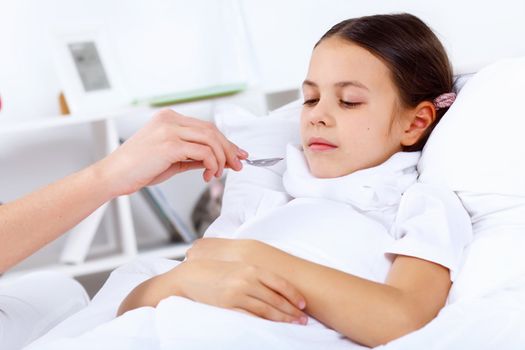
[26,258,365,350]
[26,257,525,350]
[380,275,525,349]
[24,145,524,349]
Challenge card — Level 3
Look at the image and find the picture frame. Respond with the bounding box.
[52,28,130,114]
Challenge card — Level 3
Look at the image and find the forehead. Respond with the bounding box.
[306,37,394,92]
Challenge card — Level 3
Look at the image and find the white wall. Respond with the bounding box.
[0,0,249,120]
[240,0,525,92]
[2,0,524,119]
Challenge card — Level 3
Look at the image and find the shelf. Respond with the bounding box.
[0,243,191,283]
[0,105,152,134]
[0,88,266,289]
[0,111,141,281]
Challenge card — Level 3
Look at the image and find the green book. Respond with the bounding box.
[133,82,247,107]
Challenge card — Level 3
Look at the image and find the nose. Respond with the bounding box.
[305,102,332,127]
[310,114,327,126]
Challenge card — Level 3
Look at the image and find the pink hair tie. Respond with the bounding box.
[433,92,456,110]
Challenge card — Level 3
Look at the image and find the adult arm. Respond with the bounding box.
[0,109,247,273]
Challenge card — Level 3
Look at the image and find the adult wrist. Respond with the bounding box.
[72,162,115,205]
[88,157,123,200]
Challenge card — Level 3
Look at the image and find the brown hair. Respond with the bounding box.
[316,13,454,151]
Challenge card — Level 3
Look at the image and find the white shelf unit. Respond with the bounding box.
[6,243,192,278]
[0,88,271,285]
[0,107,192,283]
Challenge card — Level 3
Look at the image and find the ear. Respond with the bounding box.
[400,101,436,147]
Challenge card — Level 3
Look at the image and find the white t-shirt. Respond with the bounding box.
[206,144,472,282]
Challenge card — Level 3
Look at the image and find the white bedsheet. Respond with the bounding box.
[382,276,525,349]
[26,258,364,350]
[23,142,524,349]
[25,257,525,350]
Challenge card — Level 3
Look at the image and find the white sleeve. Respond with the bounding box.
[204,164,290,238]
[386,183,473,281]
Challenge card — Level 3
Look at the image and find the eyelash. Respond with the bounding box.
[340,101,361,108]
[302,99,361,109]
[302,99,318,106]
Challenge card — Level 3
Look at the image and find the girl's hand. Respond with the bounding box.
[118,259,308,325]
[174,259,308,325]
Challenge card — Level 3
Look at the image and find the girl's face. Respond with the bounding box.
[301,37,409,178]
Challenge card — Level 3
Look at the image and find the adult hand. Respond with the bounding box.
[0,109,248,272]
[96,109,248,197]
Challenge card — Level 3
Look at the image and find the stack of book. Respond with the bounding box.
[139,185,197,243]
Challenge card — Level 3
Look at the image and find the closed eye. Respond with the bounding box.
[340,100,361,108]
[303,99,319,106]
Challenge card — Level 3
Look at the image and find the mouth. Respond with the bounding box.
[307,137,338,152]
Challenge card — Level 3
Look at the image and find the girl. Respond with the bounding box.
[28,13,471,349]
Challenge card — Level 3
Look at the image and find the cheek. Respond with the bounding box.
[299,116,309,144]
[337,119,373,144]
[360,116,393,138]
[337,119,393,155]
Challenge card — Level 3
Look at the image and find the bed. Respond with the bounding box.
[23,55,525,350]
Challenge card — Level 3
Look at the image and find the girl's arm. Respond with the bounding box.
[186,238,451,347]
[117,259,308,324]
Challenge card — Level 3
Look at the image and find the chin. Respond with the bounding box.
[305,152,355,178]
[307,163,342,179]
[306,159,355,178]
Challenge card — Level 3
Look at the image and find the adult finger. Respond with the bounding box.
[174,126,227,177]
[173,115,247,171]
[176,142,218,182]
[147,161,204,186]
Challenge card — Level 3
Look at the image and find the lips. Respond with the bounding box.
[307,137,338,151]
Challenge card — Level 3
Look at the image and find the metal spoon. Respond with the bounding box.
[243,157,284,167]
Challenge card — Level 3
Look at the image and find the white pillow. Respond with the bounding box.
[205,101,301,237]
[447,192,525,303]
[419,57,525,195]
[419,57,525,303]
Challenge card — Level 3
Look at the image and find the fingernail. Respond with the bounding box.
[291,316,308,326]
[203,171,211,182]
[235,157,243,170]
[238,148,249,158]
[298,300,306,310]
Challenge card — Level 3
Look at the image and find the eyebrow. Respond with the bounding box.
[302,79,369,91]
